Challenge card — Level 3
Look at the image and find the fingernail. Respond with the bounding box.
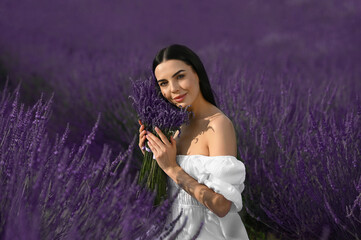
[155,127,159,131]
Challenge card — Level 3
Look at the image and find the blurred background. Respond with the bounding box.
[0,0,360,239]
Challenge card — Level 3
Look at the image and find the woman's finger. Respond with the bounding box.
[154,127,171,146]
[139,135,145,143]
[138,123,146,153]
[139,135,146,146]
[139,129,146,143]
[146,133,164,151]
[139,124,144,133]
[139,130,146,139]
[173,130,180,139]
[147,140,157,155]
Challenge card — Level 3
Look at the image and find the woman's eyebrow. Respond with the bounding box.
[157,70,185,82]
[172,69,185,77]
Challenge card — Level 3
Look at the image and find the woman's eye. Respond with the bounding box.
[176,74,184,79]
[159,82,167,87]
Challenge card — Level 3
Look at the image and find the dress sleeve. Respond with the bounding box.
[192,156,246,212]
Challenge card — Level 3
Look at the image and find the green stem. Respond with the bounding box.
[137,128,176,206]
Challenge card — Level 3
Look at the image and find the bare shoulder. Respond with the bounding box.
[205,110,237,156]
[208,112,235,132]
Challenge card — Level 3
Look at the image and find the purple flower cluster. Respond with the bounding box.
[0,82,189,239]
[130,76,190,133]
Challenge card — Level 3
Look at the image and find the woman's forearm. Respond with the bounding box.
[166,166,232,218]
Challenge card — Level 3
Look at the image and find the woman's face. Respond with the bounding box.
[154,59,201,108]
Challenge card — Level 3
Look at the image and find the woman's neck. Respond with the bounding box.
[188,95,216,121]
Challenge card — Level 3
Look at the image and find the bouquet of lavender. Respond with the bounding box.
[130,76,190,205]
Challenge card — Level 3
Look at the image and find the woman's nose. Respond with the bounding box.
[170,81,179,93]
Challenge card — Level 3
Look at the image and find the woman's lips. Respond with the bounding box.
[173,93,187,103]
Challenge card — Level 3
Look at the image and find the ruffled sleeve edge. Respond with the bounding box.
[199,175,244,211]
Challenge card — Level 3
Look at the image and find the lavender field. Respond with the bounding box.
[0,0,360,239]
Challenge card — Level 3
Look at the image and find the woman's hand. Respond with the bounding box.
[138,120,146,155]
[145,126,178,174]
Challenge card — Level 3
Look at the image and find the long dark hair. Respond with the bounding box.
[152,44,217,107]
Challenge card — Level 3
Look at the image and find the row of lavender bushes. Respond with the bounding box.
[0,82,194,239]
[215,57,361,239]
[2,58,359,240]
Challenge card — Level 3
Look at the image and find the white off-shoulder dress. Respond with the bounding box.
[165,155,249,240]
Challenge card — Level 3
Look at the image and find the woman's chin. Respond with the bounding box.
[176,103,187,108]
[170,100,189,109]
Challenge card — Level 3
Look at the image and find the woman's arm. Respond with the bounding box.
[165,165,232,218]
[206,114,237,157]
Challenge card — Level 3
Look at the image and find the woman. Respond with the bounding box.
[138,44,248,239]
